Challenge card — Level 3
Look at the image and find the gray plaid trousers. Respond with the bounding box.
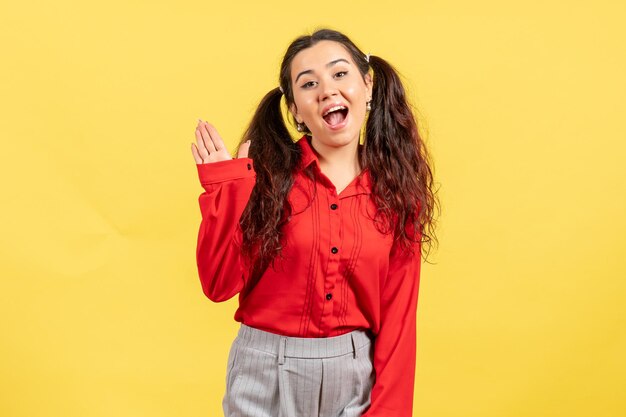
[223,323,375,417]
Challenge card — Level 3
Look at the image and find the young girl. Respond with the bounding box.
[191,28,438,417]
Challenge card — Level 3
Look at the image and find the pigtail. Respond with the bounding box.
[237,87,301,297]
[365,55,439,259]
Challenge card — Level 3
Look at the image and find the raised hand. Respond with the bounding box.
[191,119,250,164]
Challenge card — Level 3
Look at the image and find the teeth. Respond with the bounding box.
[323,105,347,117]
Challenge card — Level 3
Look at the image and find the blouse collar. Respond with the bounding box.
[295,134,372,197]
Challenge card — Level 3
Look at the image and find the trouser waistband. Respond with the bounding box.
[235,323,374,364]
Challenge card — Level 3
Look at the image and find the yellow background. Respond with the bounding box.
[1,1,625,416]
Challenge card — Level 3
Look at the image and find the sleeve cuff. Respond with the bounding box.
[196,158,255,185]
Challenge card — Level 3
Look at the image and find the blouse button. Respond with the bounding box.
[331,247,338,254]
[330,203,338,210]
[247,163,251,170]
[326,293,333,300]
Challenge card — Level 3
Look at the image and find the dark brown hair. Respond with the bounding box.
[235,28,440,298]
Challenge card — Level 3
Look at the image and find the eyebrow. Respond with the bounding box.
[294,58,351,84]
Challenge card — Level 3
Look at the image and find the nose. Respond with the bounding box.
[318,77,339,102]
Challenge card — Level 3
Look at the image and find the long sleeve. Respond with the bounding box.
[195,157,256,302]
[363,234,422,417]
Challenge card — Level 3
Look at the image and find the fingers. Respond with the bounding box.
[204,123,227,152]
[197,120,217,153]
[191,142,204,164]
[194,126,210,162]
[193,119,234,164]
[237,140,251,159]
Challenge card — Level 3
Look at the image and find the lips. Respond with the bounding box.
[321,103,350,130]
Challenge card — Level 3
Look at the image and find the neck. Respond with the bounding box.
[309,136,362,175]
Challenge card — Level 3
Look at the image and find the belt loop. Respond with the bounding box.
[351,333,358,359]
[278,337,286,365]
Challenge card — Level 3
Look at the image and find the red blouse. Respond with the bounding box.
[195,134,421,417]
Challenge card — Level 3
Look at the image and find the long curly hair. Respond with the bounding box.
[235,28,440,298]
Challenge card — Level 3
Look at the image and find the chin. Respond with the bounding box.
[312,130,360,146]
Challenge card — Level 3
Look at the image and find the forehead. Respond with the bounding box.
[290,40,354,78]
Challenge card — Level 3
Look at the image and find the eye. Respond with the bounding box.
[335,71,348,78]
[301,81,316,89]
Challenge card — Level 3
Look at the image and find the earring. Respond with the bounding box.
[296,123,303,132]
[366,100,372,111]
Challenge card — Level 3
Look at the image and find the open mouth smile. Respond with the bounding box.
[322,105,349,130]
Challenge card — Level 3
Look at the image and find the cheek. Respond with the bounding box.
[348,85,366,102]
[350,94,366,114]
[297,98,318,119]
[300,103,318,124]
